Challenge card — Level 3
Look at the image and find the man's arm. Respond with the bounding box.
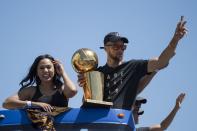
[137,71,157,94]
[137,57,170,94]
[149,93,186,131]
[148,16,187,73]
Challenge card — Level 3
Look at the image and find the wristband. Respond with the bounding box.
[26,101,32,107]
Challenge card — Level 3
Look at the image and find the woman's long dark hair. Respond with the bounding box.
[19,54,63,91]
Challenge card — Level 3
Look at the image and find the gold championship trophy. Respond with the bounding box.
[71,48,113,107]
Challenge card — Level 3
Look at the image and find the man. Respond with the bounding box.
[133,93,186,131]
[78,16,187,110]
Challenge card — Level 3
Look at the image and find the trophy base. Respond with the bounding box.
[82,99,113,108]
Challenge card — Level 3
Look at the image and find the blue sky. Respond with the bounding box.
[0,0,196,130]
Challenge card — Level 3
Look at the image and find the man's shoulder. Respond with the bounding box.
[97,59,148,71]
[97,65,106,71]
[127,59,148,63]
[120,59,148,69]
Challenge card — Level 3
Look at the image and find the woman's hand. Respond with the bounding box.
[32,102,54,112]
[53,60,78,98]
[53,60,65,76]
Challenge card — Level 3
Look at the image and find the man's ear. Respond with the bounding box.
[104,46,108,51]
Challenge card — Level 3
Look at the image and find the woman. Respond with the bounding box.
[2,54,77,112]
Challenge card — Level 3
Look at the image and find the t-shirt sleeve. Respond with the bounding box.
[131,59,148,77]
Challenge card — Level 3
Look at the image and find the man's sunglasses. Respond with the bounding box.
[105,44,127,51]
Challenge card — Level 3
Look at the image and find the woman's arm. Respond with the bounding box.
[2,87,34,109]
[53,60,77,98]
[2,87,55,112]
[2,94,29,109]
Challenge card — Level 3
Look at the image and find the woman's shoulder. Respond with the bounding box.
[18,86,36,100]
[18,86,37,100]
[19,86,37,92]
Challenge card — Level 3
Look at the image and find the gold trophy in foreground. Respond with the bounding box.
[71,48,113,107]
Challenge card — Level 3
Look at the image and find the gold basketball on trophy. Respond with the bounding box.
[71,48,112,107]
[71,48,98,73]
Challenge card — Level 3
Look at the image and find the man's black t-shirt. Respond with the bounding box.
[97,59,148,110]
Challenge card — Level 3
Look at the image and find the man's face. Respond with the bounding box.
[104,41,127,62]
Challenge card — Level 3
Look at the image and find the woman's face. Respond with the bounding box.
[37,58,55,83]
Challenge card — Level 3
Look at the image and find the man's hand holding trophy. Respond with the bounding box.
[72,48,113,107]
